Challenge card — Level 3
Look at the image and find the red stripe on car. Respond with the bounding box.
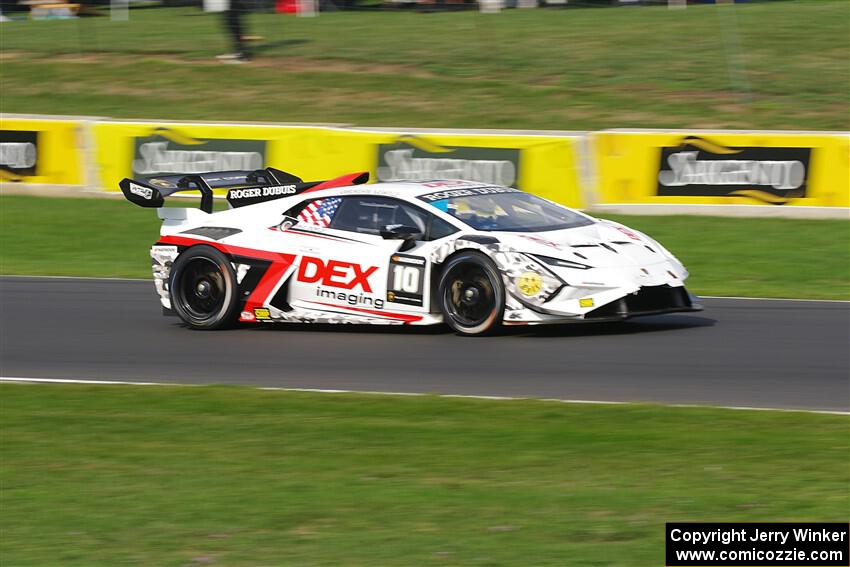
[306,301,423,323]
[158,236,296,321]
[301,171,369,194]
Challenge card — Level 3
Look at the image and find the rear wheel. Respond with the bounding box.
[169,246,239,330]
[438,251,505,336]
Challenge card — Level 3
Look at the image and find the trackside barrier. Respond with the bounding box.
[91,121,588,208]
[340,127,587,208]
[0,115,90,185]
[2,115,848,217]
[92,121,323,194]
[590,129,850,209]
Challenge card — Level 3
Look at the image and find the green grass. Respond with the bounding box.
[0,195,161,279]
[1,2,848,130]
[1,383,847,566]
[1,194,847,298]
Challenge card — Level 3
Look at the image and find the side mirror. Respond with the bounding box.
[278,215,299,231]
[380,224,423,251]
[380,224,422,240]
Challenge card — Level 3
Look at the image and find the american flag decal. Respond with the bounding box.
[297,197,342,227]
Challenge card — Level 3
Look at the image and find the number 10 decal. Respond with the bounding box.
[393,265,420,293]
[387,254,426,307]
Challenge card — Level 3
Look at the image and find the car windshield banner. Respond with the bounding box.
[132,127,267,177]
[376,135,520,188]
[657,136,811,205]
[0,130,38,179]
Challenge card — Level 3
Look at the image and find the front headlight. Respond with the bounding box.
[531,254,592,270]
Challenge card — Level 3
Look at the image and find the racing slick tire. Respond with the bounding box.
[438,251,505,336]
[169,245,240,330]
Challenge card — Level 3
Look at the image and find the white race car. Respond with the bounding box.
[121,168,701,335]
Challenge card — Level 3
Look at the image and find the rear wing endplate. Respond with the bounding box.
[120,175,214,213]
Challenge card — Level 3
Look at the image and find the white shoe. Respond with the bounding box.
[216,53,246,60]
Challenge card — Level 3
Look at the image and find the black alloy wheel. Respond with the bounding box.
[169,245,239,330]
[438,251,505,336]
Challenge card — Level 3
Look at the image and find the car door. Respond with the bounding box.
[284,195,419,321]
[330,195,440,317]
[328,195,459,317]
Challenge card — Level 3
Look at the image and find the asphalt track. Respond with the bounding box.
[1,276,847,412]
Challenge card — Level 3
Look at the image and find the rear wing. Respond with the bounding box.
[119,168,369,213]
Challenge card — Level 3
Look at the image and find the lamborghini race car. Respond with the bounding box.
[120,167,702,335]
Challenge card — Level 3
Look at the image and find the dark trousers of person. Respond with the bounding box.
[225,0,248,57]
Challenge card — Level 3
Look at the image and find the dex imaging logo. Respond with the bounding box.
[297,256,379,292]
[656,136,812,205]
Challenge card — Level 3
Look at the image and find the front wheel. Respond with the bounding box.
[169,245,239,330]
[438,251,505,336]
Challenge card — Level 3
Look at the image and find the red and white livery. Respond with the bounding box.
[121,168,701,335]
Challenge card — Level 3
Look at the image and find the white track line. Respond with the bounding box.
[1,377,846,416]
[0,377,171,386]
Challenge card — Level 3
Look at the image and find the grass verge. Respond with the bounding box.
[1,382,848,566]
[1,2,848,130]
[1,194,847,298]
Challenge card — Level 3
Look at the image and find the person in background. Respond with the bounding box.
[218,0,251,63]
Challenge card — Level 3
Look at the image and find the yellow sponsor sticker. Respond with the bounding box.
[253,308,271,320]
[516,271,543,297]
[579,298,594,308]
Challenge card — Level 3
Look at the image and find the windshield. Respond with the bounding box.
[420,188,593,232]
